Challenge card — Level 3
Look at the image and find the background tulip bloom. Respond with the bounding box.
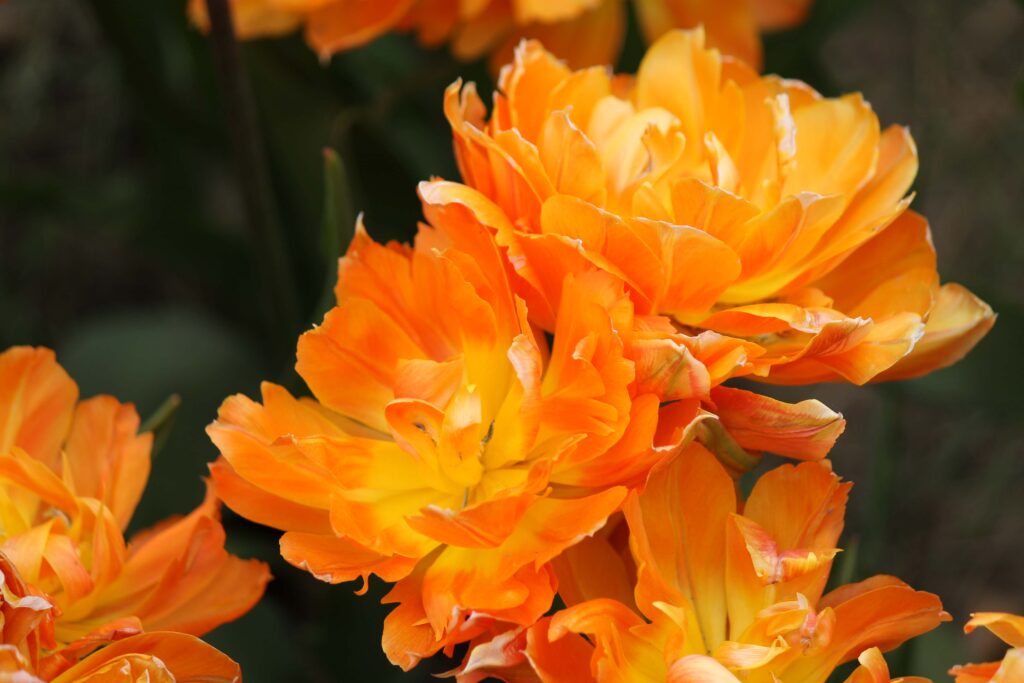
[949,613,1024,683]
[458,444,948,682]
[0,557,240,683]
[0,346,269,676]
[440,28,994,386]
[187,0,814,70]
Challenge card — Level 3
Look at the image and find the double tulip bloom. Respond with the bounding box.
[189,0,814,69]
[440,28,993,385]
[0,346,268,681]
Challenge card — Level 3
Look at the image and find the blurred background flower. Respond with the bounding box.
[0,0,1021,681]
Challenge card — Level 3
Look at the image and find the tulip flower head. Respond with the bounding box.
[438,28,994,386]
[0,346,269,678]
[456,443,948,682]
[188,0,816,70]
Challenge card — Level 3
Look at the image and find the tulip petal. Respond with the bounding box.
[876,283,995,382]
[964,613,1024,648]
[63,396,151,531]
[0,346,78,471]
[667,654,741,683]
[709,386,844,460]
[626,442,734,652]
[304,0,414,58]
[49,632,240,683]
[280,531,417,585]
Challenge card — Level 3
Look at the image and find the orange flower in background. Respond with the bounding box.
[439,28,994,386]
[188,0,814,69]
[457,444,948,682]
[0,346,269,677]
[950,613,1024,683]
[0,555,240,682]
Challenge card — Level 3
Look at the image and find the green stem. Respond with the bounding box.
[140,393,182,458]
[204,0,299,351]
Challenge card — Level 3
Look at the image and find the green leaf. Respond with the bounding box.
[311,147,355,320]
[139,393,182,458]
[320,147,355,268]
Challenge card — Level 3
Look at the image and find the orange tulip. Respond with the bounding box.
[188,0,814,69]
[455,444,948,682]
[0,346,269,676]
[439,28,994,386]
[207,219,650,669]
[207,211,836,670]
[0,554,241,682]
[949,613,1024,683]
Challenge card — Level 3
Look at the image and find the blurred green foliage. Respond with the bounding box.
[0,0,1022,680]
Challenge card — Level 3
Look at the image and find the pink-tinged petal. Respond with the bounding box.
[710,386,845,460]
[730,514,838,587]
[631,337,712,402]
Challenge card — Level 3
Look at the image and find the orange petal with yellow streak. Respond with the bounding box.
[209,458,332,535]
[207,388,340,511]
[63,396,152,531]
[418,488,625,632]
[875,283,995,382]
[279,531,417,585]
[405,494,534,549]
[964,613,1024,648]
[843,646,931,683]
[0,346,78,471]
[667,654,741,683]
[87,489,270,638]
[785,576,949,680]
[626,442,734,652]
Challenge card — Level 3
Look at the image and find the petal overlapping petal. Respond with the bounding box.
[437,29,991,387]
[0,346,268,679]
[209,219,686,669]
[469,438,947,682]
[191,0,815,71]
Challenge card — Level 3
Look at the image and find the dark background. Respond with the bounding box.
[0,0,1021,680]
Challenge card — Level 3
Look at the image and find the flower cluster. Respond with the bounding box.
[0,346,269,681]
[188,0,814,69]
[205,28,996,682]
